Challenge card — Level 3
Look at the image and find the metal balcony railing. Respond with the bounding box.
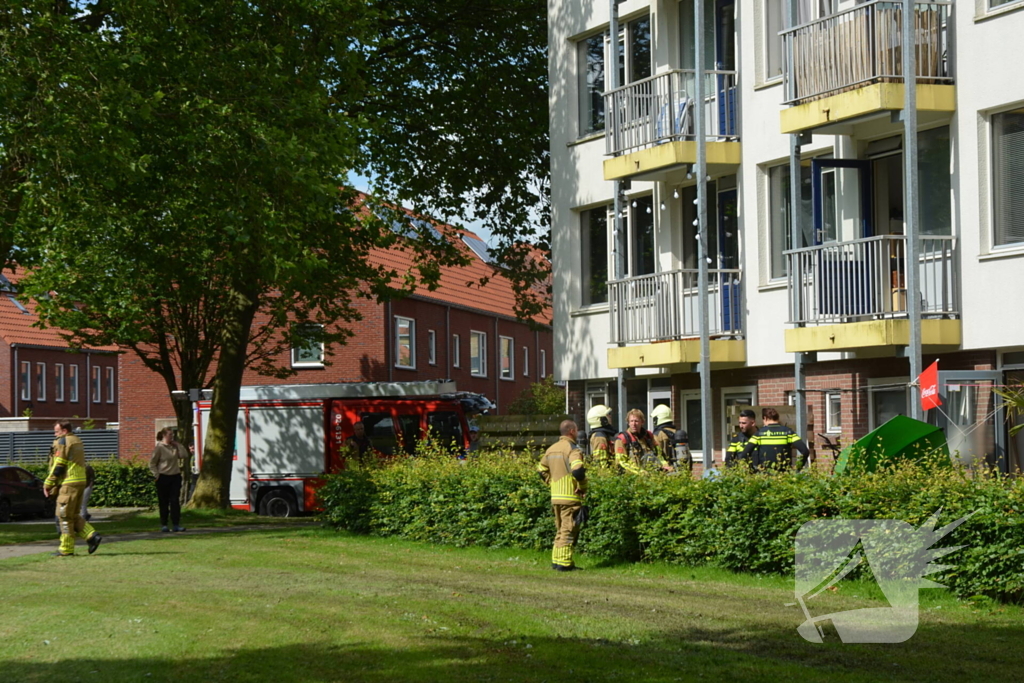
[785,235,959,326]
[604,69,738,157]
[608,269,744,345]
[781,0,951,105]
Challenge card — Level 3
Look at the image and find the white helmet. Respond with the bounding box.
[586,404,613,429]
[651,404,673,427]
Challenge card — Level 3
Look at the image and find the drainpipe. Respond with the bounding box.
[445,305,451,380]
[610,0,628,425]
[386,300,393,382]
[494,316,499,412]
[13,345,17,417]
[694,0,714,469]
[86,351,91,419]
[903,0,923,419]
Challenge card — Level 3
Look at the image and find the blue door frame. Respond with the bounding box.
[811,159,873,243]
[715,0,737,136]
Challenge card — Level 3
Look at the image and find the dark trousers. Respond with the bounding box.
[156,473,182,526]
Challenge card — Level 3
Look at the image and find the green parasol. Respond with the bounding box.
[833,415,950,474]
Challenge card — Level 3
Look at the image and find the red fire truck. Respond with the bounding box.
[191,381,492,516]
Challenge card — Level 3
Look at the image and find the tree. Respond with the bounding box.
[507,376,566,417]
[2,0,549,507]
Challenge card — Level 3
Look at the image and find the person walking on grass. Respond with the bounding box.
[44,421,102,556]
[537,420,586,572]
[151,428,188,533]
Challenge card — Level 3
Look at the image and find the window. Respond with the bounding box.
[630,196,655,277]
[578,33,606,136]
[763,0,785,82]
[993,110,1024,247]
[991,0,1023,8]
[826,392,842,433]
[586,384,607,411]
[522,347,529,377]
[768,162,814,279]
[540,349,547,378]
[36,362,46,401]
[106,367,115,403]
[499,336,514,380]
[291,323,324,367]
[19,361,30,401]
[618,15,652,86]
[91,365,101,403]
[69,365,79,403]
[394,317,415,369]
[452,334,461,368]
[870,385,908,430]
[55,364,65,402]
[470,331,487,377]
[427,330,437,366]
[722,387,757,453]
[580,205,610,306]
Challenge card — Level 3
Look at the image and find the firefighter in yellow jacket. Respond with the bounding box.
[537,420,586,572]
[44,421,102,557]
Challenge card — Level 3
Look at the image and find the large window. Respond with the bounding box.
[993,110,1024,247]
[630,196,655,277]
[499,336,514,380]
[395,316,416,369]
[581,205,610,305]
[763,0,785,82]
[69,365,79,403]
[55,364,65,402]
[768,162,814,279]
[106,367,115,403]
[618,15,651,86]
[990,0,1023,9]
[470,331,487,377]
[36,362,46,401]
[578,33,606,136]
[291,323,324,367]
[19,361,30,401]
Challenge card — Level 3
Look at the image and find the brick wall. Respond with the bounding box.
[3,346,117,422]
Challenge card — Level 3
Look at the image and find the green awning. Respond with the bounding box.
[833,415,950,474]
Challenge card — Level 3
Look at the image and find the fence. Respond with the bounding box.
[0,429,119,465]
[782,0,951,105]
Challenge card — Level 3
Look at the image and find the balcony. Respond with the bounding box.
[603,70,741,182]
[606,269,746,369]
[780,1,955,135]
[784,234,961,353]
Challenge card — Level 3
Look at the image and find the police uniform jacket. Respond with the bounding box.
[741,424,809,470]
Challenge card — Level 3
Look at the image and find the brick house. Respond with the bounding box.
[118,225,553,457]
[0,270,118,427]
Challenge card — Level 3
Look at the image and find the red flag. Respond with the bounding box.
[919,361,942,411]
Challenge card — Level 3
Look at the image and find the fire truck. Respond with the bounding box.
[191,381,492,516]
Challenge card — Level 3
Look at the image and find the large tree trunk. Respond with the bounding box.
[190,288,258,509]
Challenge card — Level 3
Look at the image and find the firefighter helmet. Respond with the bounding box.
[586,404,613,429]
[651,404,673,427]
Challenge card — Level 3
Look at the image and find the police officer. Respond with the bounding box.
[613,409,668,475]
[44,421,102,556]
[586,404,616,468]
[725,409,758,469]
[651,404,689,473]
[741,407,810,471]
[537,420,586,572]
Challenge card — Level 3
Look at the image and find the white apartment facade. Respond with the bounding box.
[549,0,1024,471]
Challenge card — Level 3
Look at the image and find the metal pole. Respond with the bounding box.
[903,0,923,419]
[786,0,807,442]
[610,0,628,425]
[694,0,713,470]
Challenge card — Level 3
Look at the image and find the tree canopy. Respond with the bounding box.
[1,0,549,507]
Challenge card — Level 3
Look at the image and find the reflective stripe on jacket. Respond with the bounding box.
[538,436,586,504]
[45,435,88,487]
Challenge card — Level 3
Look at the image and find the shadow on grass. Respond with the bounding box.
[5,619,1023,683]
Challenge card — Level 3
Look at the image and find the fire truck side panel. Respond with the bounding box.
[248,405,325,512]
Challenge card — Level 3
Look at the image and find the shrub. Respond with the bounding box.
[319,452,1024,603]
[23,460,158,507]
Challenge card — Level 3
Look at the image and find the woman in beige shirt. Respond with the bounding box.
[150,428,188,533]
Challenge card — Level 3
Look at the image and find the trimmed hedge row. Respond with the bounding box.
[22,461,158,507]
[319,452,1024,602]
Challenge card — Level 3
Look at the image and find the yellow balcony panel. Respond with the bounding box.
[780,83,956,135]
[603,141,741,182]
[784,319,961,354]
[608,338,746,369]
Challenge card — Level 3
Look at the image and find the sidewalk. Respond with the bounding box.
[0,523,317,560]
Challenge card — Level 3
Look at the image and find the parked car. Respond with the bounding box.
[0,466,55,522]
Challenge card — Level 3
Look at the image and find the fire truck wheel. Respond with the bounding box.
[259,490,297,518]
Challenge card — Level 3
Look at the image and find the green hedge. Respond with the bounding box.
[23,461,158,507]
[318,451,1024,603]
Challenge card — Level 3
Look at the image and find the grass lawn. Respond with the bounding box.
[1,528,1020,683]
[0,508,309,546]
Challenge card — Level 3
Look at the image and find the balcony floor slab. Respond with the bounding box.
[784,318,961,354]
[603,141,741,182]
[780,83,955,135]
[608,338,746,369]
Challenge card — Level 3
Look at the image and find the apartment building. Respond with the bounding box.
[549,0,1024,472]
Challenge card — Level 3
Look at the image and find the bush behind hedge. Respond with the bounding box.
[22,461,158,507]
[319,450,1024,603]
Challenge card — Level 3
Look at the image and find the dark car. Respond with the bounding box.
[0,466,55,522]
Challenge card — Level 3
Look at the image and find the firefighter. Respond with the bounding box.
[725,409,758,469]
[651,404,689,473]
[537,420,586,571]
[586,404,616,468]
[613,409,668,475]
[740,407,810,471]
[44,421,102,556]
